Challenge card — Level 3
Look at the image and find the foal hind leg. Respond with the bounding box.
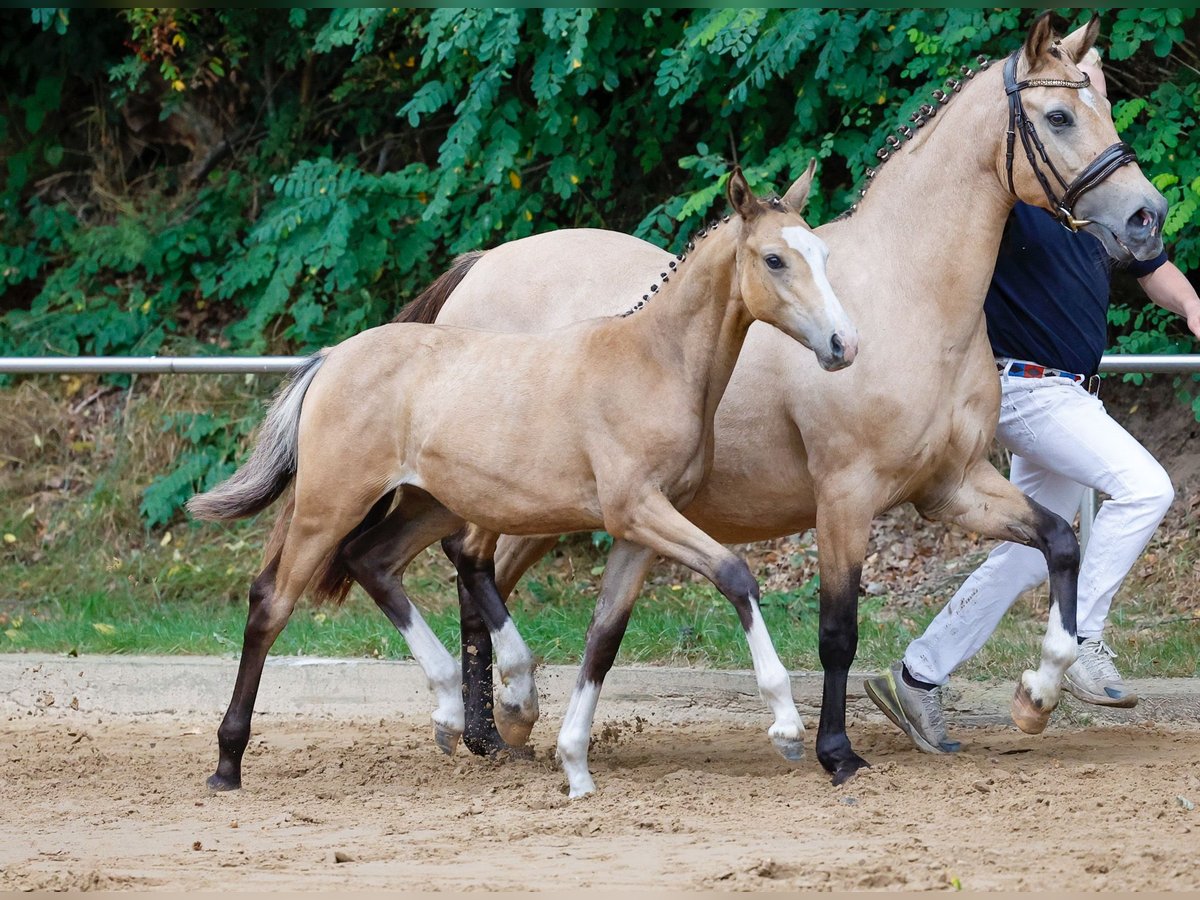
[927,461,1079,733]
[210,511,362,791]
[612,493,805,763]
[342,491,467,754]
[556,539,657,797]
[449,532,558,756]
[444,527,544,750]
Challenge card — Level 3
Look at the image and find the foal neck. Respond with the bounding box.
[620,220,753,413]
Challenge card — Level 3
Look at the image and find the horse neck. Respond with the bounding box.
[828,63,1015,346]
[633,226,753,420]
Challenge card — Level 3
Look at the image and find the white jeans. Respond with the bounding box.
[905,375,1174,686]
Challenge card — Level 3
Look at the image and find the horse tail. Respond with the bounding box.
[187,353,325,521]
[391,250,485,324]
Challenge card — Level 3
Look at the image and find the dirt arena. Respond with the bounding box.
[2,657,1199,891]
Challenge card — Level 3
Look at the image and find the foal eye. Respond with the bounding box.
[1047,110,1072,128]
[764,254,785,270]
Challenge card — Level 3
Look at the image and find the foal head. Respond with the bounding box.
[998,14,1166,261]
[727,165,859,371]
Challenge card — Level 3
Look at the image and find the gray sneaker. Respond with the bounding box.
[1063,638,1138,708]
[864,661,961,754]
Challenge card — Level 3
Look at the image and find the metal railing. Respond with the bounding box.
[3,351,1199,551]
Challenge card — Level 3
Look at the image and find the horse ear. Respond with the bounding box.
[1060,15,1100,64]
[781,159,818,214]
[727,167,759,221]
[1022,10,1057,71]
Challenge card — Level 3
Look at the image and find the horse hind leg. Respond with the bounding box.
[447,530,557,757]
[444,526,542,751]
[210,510,362,791]
[926,461,1079,734]
[342,490,467,754]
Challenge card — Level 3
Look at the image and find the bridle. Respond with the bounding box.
[1003,49,1139,232]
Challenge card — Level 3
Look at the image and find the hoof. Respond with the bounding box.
[567,779,596,799]
[433,723,462,756]
[831,754,870,786]
[496,717,534,748]
[771,735,806,763]
[495,701,535,747]
[206,772,241,792]
[1011,680,1053,735]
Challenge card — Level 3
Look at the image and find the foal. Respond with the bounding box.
[190,167,858,795]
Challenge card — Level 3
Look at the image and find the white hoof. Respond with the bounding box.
[567,775,597,799]
[496,678,539,746]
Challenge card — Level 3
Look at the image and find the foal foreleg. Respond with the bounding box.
[342,493,467,754]
[930,461,1079,734]
[557,539,656,797]
[443,526,540,748]
[614,493,805,762]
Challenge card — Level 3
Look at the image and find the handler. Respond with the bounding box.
[866,51,1200,753]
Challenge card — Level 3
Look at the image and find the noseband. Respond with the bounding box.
[1004,50,1138,232]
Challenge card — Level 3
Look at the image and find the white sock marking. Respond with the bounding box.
[400,606,464,733]
[557,680,601,798]
[745,606,804,741]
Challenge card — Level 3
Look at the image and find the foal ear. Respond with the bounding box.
[727,167,759,221]
[1060,15,1100,65]
[1021,11,1057,72]
[781,159,818,214]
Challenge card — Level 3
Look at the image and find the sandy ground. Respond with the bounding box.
[2,658,1200,891]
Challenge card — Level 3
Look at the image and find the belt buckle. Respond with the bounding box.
[1085,374,1101,397]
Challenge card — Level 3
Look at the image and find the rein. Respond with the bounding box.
[1002,49,1138,232]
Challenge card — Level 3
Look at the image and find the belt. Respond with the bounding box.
[996,358,1101,396]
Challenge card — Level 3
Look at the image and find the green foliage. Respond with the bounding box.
[1,8,1199,526]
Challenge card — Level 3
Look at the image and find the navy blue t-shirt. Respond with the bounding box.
[984,202,1168,376]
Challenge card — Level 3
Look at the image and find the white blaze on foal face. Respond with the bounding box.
[781,225,837,311]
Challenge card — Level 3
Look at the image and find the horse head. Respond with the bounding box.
[727,164,859,371]
[1000,13,1166,261]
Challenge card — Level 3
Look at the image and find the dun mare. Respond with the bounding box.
[190,168,859,796]
[378,15,1167,783]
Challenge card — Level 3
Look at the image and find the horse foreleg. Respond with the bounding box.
[928,461,1079,733]
[813,497,874,785]
[343,492,467,754]
[444,526,540,749]
[447,531,558,756]
[556,539,656,797]
[614,494,805,766]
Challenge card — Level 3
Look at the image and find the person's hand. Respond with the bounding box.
[1188,309,1200,342]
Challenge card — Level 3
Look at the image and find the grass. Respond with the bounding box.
[2,372,1198,681]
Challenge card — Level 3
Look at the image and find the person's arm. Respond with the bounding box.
[1137,261,1200,340]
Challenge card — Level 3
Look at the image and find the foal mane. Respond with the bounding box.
[618,195,794,318]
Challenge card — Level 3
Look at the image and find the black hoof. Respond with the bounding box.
[206,772,241,792]
[830,753,870,786]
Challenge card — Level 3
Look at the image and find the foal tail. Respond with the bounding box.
[391,251,485,324]
[187,353,326,521]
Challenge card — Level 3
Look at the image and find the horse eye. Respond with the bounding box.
[1047,110,1072,128]
[764,254,785,270]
